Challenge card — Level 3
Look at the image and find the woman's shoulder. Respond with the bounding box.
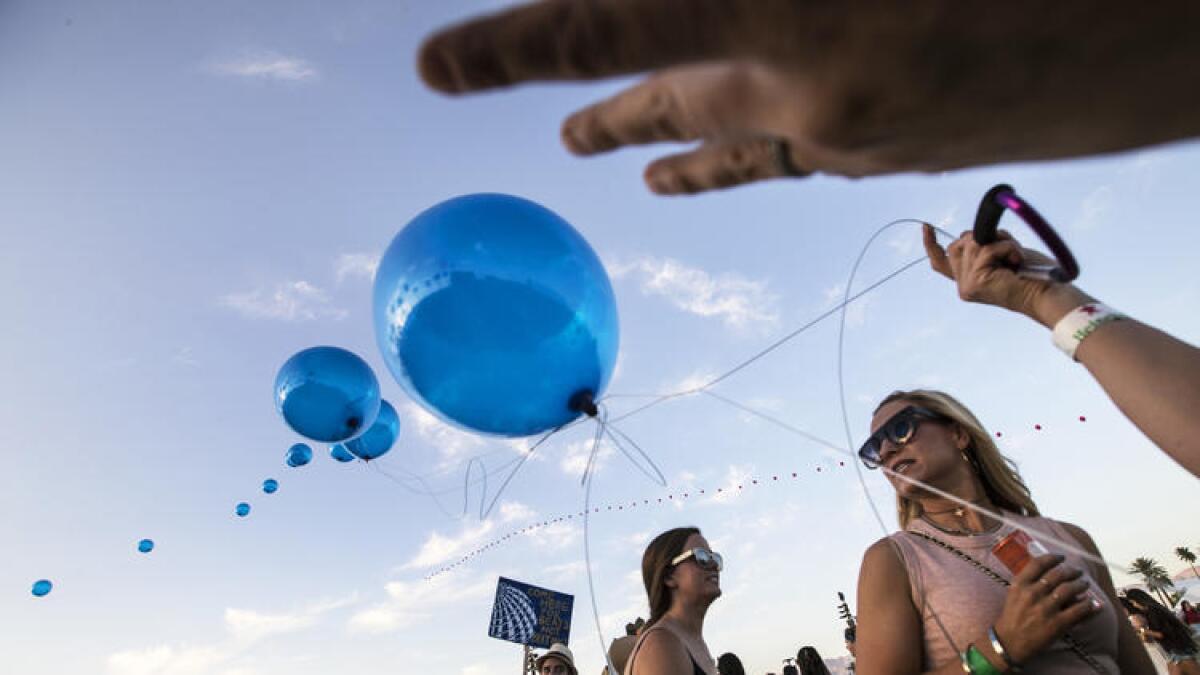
[629,623,693,675]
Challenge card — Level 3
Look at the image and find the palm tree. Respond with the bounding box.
[1129,557,1178,607]
[1176,546,1200,580]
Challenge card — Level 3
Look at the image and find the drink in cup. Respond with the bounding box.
[992,530,1103,609]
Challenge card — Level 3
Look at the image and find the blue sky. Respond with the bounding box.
[2,2,1198,674]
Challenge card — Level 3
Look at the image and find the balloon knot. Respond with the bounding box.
[568,390,598,417]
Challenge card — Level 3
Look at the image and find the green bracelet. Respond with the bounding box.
[964,644,1003,675]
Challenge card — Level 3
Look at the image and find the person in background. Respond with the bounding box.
[796,646,831,675]
[1120,595,1170,674]
[716,652,745,675]
[626,527,722,675]
[604,619,645,675]
[1179,601,1200,628]
[1124,590,1200,675]
[845,626,858,671]
[536,643,579,675]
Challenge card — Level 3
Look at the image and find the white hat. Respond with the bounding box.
[534,643,577,675]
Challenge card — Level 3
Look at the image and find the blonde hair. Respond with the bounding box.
[875,389,1039,529]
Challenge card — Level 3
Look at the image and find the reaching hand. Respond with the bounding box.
[419,0,1200,195]
[922,224,1080,324]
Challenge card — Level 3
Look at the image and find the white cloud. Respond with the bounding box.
[707,464,756,505]
[212,52,317,81]
[404,401,486,463]
[107,645,227,675]
[403,520,496,570]
[1074,185,1114,231]
[335,252,379,283]
[608,256,779,329]
[107,596,354,675]
[347,571,496,635]
[219,280,347,321]
[498,500,537,523]
[560,438,613,478]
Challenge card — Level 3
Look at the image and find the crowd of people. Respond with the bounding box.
[418,3,1200,674]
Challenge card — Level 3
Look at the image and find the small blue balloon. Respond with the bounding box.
[235,502,251,517]
[373,194,619,437]
[32,579,52,597]
[263,478,279,494]
[330,444,355,463]
[138,539,154,553]
[285,442,313,468]
[274,346,381,443]
[343,400,400,461]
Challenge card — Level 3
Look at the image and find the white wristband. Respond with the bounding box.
[1051,302,1126,360]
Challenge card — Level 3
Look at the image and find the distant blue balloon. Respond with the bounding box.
[138,539,154,554]
[274,346,381,443]
[263,479,278,494]
[343,400,400,461]
[235,502,251,517]
[285,443,313,468]
[373,193,618,436]
[32,579,52,597]
[329,444,355,463]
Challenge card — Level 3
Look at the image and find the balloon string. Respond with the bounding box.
[601,252,931,422]
[582,411,619,675]
[603,420,667,487]
[481,423,568,519]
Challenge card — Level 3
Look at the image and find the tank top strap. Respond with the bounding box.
[626,623,710,675]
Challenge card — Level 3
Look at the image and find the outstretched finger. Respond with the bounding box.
[923,224,953,279]
[641,137,808,195]
[561,62,773,155]
[419,0,750,93]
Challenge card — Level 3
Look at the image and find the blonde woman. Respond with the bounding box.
[854,389,1155,674]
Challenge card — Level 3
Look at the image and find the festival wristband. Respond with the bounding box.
[964,644,1004,675]
[988,626,1022,672]
[1051,302,1126,360]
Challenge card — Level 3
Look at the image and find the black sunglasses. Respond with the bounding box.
[858,405,949,469]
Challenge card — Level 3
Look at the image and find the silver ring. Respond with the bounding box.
[771,138,808,177]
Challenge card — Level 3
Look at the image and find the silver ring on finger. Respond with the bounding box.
[770,138,808,178]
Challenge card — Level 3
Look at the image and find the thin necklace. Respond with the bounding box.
[919,513,1001,537]
[921,498,985,518]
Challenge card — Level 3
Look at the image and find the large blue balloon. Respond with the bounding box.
[32,579,52,597]
[235,502,251,517]
[274,346,381,443]
[329,444,355,463]
[285,443,313,468]
[343,400,399,461]
[138,539,154,554]
[263,479,279,494]
[373,194,618,436]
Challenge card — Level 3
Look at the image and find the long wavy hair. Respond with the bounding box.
[874,390,1039,529]
[641,527,701,628]
[1125,589,1198,654]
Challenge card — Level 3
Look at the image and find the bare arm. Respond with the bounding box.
[1059,522,1157,675]
[924,225,1200,479]
[1031,285,1200,477]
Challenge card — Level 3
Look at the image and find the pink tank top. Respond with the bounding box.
[887,513,1119,673]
